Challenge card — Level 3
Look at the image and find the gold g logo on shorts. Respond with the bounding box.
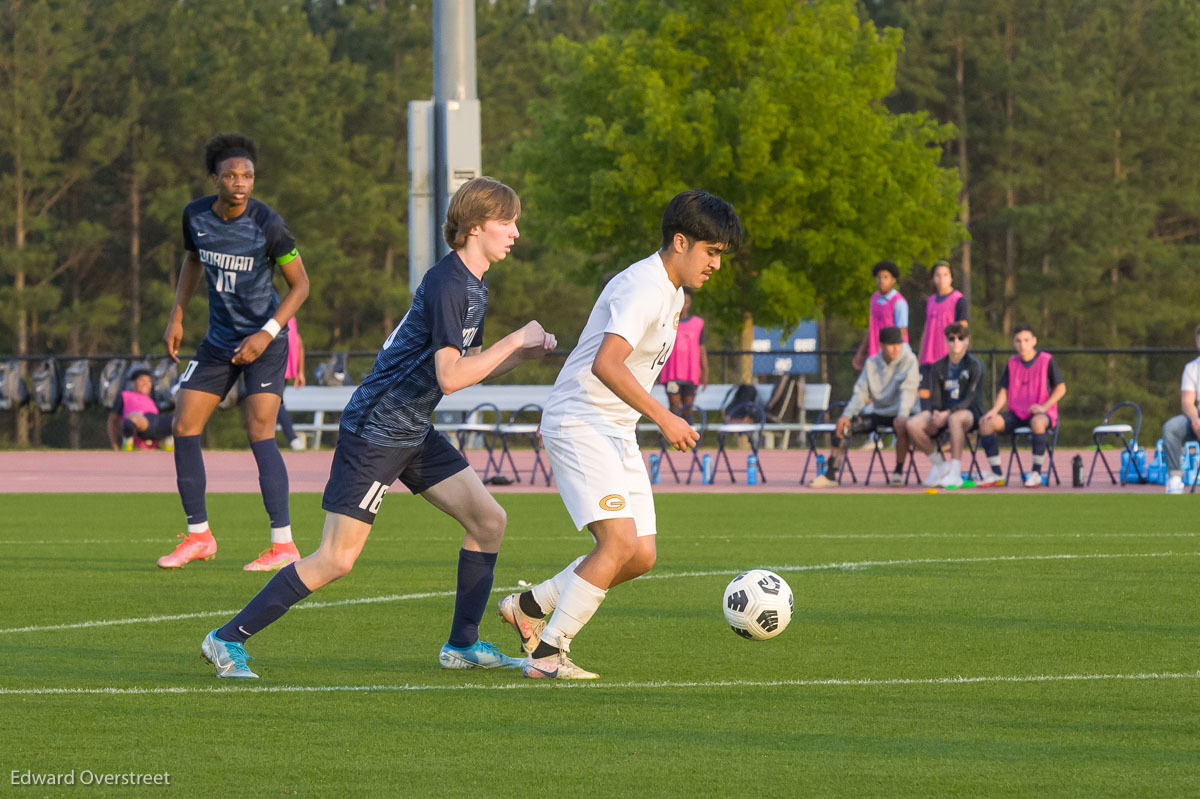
[672,312,680,330]
[599,494,627,511]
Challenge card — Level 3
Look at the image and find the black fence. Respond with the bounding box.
[0,347,1194,451]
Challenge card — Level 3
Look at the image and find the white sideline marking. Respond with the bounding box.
[3,550,1198,636]
[2,532,1198,546]
[2,670,1198,697]
[0,589,461,635]
[0,538,166,545]
[642,550,1200,581]
[697,532,1200,541]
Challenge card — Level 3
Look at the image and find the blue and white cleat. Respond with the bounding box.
[201,629,259,678]
[438,640,522,670]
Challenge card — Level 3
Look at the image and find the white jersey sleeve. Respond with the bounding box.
[541,253,684,440]
[1182,357,1200,402]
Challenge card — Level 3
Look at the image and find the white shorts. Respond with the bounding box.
[541,431,657,537]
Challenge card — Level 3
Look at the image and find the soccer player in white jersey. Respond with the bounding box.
[498,190,743,679]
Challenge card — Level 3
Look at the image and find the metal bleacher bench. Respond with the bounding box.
[283,381,831,450]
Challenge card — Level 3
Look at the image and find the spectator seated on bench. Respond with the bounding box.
[1160,324,1200,494]
[809,326,919,488]
[907,322,983,490]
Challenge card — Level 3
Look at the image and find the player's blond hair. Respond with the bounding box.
[443,177,521,250]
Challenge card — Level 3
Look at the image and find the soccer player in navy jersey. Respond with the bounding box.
[158,134,311,572]
[202,177,556,678]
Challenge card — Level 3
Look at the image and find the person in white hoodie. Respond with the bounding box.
[809,326,920,487]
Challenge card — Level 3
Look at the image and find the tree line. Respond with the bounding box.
[3,0,1199,447]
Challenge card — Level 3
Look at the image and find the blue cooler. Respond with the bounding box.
[1120,444,1147,484]
[1146,439,1167,485]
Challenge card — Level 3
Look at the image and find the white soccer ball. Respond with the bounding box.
[722,569,793,641]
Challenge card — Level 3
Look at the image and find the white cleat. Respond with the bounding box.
[1023,471,1044,488]
[1165,475,1185,495]
[498,593,546,657]
[523,652,599,680]
[923,461,948,488]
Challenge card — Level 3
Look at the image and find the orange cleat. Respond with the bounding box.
[243,541,301,572]
[157,531,217,569]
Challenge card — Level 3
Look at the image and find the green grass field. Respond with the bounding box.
[2,493,1198,797]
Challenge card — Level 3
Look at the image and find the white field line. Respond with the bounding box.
[2,670,1198,697]
[3,550,1198,636]
[2,532,1198,546]
[705,532,1200,540]
[0,538,168,545]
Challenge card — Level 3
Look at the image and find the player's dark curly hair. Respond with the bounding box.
[204,134,258,176]
[660,190,743,253]
[872,260,899,279]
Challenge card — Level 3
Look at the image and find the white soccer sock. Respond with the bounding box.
[946,459,961,477]
[929,452,945,465]
[271,525,293,544]
[187,522,210,534]
[531,555,585,614]
[540,570,607,652]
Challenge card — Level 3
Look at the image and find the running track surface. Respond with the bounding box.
[0,447,1163,494]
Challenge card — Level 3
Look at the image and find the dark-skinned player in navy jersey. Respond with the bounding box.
[158,134,310,572]
[202,177,557,678]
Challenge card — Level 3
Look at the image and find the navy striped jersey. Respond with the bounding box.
[181,196,296,352]
[340,252,487,446]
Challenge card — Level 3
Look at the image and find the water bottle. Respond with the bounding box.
[1072,454,1083,487]
[816,453,826,478]
[649,453,661,485]
[747,454,758,485]
[702,453,714,485]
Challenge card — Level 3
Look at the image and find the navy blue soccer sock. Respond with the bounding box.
[217,563,312,644]
[1031,433,1048,470]
[250,437,291,529]
[173,434,207,526]
[448,549,498,648]
[277,404,296,442]
[979,434,1003,475]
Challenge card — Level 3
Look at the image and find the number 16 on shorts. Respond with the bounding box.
[358,481,389,514]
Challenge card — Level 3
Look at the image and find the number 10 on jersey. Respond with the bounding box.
[215,270,238,293]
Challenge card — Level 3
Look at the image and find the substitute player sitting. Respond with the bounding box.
[976,325,1067,487]
[107,368,173,451]
[201,177,556,678]
[497,189,743,679]
[907,323,983,489]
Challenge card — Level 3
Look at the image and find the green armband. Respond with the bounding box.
[276,248,299,266]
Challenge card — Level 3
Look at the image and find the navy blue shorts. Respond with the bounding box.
[664,379,697,398]
[1000,410,1042,431]
[322,428,470,523]
[178,334,288,398]
[122,412,174,440]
